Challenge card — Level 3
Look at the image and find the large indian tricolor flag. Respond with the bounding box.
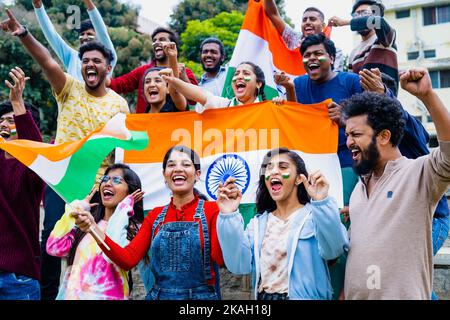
[222,0,331,99]
[119,101,343,222]
[0,102,343,223]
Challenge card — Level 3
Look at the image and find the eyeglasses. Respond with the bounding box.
[352,10,373,18]
[99,175,124,185]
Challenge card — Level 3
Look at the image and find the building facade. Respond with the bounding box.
[383,0,450,138]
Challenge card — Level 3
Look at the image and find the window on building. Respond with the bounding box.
[407,51,419,60]
[396,9,410,19]
[423,5,450,25]
[424,50,436,58]
[441,70,450,88]
[430,71,439,88]
[429,70,450,88]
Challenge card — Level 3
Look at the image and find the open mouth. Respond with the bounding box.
[350,148,361,161]
[0,130,10,138]
[235,82,247,94]
[308,63,321,73]
[86,69,98,82]
[203,58,215,67]
[304,27,315,35]
[102,189,115,201]
[172,175,187,186]
[270,178,283,193]
[148,89,159,99]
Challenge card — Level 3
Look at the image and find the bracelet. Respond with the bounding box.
[17,26,28,38]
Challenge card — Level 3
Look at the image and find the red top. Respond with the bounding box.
[109,61,199,114]
[102,196,224,286]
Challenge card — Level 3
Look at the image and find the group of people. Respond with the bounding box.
[0,0,449,300]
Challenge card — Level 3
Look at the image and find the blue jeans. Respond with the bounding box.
[40,186,65,300]
[0,272,40,300]
[432,215,449,255]
[257,291,289,300]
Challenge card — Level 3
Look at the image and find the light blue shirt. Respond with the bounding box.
[199,66,228,97]
[34,5,117,80]
[217,197,349,300]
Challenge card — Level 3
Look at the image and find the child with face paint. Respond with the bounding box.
[216,148,348,300]
[161,61,267,114]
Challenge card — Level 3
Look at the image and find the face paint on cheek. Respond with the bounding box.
[303,58,309,66]
[244,77,252,83]
[232,76,237,83]
[282,173,290,180]
[9,124,16,136]
[318,57,328,63]
[265,174,270,181]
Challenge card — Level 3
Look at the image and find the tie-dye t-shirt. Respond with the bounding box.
[46,198,134,300]
[53,73,130,182]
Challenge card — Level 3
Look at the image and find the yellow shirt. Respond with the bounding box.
[54,73,130,182]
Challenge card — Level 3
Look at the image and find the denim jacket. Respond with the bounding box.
[217,197,348,300]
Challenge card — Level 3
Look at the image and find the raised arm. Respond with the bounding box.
[1,9,66,95]
[32,1,77,69]
[159,68,187,111]
[85,0,118,72]
[263,0,286,35]
[162,74,208,106]
[401,68,450,142]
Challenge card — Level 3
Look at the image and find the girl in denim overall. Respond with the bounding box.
[74,146,224,300]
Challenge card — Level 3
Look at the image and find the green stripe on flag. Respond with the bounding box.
[221,67,279,100]
[51,130,149,203]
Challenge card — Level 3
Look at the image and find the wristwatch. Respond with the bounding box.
[17,25,28,38]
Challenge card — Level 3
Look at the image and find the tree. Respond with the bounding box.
[0,0,150,140]
[170,0,289,37]
[181,11,244,64]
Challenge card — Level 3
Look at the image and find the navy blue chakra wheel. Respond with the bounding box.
[206,154,251,200]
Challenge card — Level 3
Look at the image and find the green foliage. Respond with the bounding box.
[0,0,149,141]
[170,0,288,36]
[180,11,244,66]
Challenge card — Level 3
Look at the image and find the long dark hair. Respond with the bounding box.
[67,164,144,266]
[162,145,208,200]
[142,67,167,113]
[238,61,267,102]
[256,148,310,214]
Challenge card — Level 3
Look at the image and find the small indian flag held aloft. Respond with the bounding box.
[222,0,332,100]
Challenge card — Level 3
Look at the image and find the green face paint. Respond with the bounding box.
[282,173,290,180]
[265,174,270,181]
[10,124,16,137]
[244,77,252,82]
[303,58,309,65]
[318,56,327,63]
[232,76,237,83]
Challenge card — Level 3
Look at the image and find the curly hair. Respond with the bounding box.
[342,92,405,146]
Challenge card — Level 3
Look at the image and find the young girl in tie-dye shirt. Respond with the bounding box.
[46,164,145,300]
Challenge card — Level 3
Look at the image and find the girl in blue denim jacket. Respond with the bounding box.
[217,148,348,300]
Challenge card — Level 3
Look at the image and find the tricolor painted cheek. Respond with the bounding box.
[303,58,309,66]
[318,57,327,63]
[232,76,252,83]
[10,124,16,137]
[282,173,290,180]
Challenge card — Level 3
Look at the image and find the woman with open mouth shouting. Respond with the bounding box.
[161,61,267,114]
[74,146,224,300]
[216,148,348,300]
[46,164,145,300]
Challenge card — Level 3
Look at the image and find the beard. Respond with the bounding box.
[353,137,380,176]
[84,72,106,91]
[358,29,372,37]
[202,61,221,74]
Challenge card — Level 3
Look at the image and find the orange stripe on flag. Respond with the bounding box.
[124,100,336,164]
[241,0,332,76]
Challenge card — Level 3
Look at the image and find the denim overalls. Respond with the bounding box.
[146,200,218,300]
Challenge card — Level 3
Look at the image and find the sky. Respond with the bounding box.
[126,0,355,55]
